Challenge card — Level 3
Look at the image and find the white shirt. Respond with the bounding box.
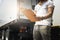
[35,1,54,26]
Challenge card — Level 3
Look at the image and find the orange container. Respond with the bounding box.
[22,9,38,22]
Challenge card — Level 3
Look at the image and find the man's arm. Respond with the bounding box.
[40,6,54,20]
[33,10,42,21]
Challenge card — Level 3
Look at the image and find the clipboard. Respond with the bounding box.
[22,9,38,22]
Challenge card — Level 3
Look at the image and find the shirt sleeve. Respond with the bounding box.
[34,5,39,11]
[47,1,54,7]
[34,5,37,11]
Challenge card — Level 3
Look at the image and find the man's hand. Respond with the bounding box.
[36,17,42,21]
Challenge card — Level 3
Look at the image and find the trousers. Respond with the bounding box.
[33,25,51,40]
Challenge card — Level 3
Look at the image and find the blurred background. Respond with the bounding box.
[0,0,60,26]
[0,0,60,40]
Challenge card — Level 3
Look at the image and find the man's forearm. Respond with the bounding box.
[41,7,54,20]
[40,12,53,20]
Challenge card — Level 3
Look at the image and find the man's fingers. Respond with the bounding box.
[36,17,41,21]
